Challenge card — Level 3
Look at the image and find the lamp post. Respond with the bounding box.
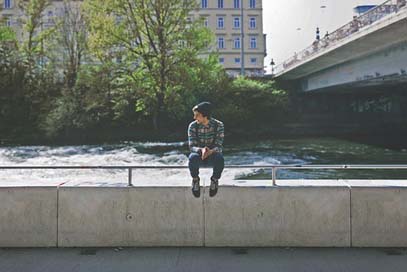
[270,58,275,75]
[319,4,327,40]
[40,18,44,68]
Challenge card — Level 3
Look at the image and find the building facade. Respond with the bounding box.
[1,0,266,77]
[191,0,266,77]
[0,0,72,41]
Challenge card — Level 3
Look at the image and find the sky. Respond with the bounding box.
[263,0,386,73]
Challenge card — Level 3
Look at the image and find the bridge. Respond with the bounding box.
[274,0,407,93]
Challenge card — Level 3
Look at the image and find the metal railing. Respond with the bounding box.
[274,0,406,75]
[1,164,407,186]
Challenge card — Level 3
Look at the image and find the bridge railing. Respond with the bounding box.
[1,164,407,186]
[274,0,406,75]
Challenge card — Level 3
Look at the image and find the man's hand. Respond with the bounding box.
[201,147,217,160]
[201,147,209,160]
[201,147,214,160]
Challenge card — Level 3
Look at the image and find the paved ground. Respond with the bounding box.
[1,247,407,272]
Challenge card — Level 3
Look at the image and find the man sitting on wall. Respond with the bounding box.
[187,102,225,198]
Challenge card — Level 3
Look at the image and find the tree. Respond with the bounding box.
[49,0,88,88]
[16,0,55,63]
[83,0,214,131]
[212,77,290,129]
[0,5,17,42]
[0,1,60,139]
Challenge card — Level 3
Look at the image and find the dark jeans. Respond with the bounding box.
[188,152,225,180]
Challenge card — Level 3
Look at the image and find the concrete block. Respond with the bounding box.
[352,187,407,247]
[204,186,350,247]
[0,187,57,247]
[58,187,204,247]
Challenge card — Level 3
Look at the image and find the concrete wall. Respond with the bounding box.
[0,187,57,247]
[58,187,204,247]
[352,187,407,247]
[204,186,351,247]
[3,182,407,247]
[304,41,407,91]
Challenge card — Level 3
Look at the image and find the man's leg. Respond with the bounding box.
[188,152,201,178]
[208,152,225,180]
[189,152,202,198]
[207,152,224,197]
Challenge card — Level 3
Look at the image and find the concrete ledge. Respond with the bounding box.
[5,180,407,248]
[204,186,351,247]
[0,187,57,247]
[58,187,204,247]
[351,186,407,247]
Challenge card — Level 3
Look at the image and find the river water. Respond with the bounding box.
[1,138,407,186]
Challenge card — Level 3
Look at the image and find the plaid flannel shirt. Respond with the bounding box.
[188,118,224,154]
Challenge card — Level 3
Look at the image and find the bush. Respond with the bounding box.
[195,76,290,130]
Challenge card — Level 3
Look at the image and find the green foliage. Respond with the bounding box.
[83,0,215,130]
[0,40,59,138]
[17,0,55,59]
[0,26,16,41]
[46,0,88,88]
[43,64,114,137]
[194,76,290,129]
[0,0,292,143]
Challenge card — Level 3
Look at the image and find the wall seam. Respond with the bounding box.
[349,186,353,248]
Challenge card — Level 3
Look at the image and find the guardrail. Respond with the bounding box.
[274,0,406,75]
[1,164,407,186]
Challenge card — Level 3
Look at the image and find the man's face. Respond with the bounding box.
[193,110,206,124]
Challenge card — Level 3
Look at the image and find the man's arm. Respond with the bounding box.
[211,122,224,153]
[188,123,202,154]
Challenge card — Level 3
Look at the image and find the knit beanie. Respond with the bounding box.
[193,101,212,117]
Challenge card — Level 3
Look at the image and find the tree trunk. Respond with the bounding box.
[152,90,165,131]
[152,112,159,131]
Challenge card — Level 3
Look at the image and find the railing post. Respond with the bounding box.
[272,166,277,186]
[128,168,133,187]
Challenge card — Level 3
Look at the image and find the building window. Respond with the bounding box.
[178,40,187,48]
[235,57,241,64]
[234,0,240,9]
[250,37,257,48]
[249,0,256,8]
[5,17,12,27]
[250,57,257,64]
[201,0,208,8]
[218,0,224,8]
[4,0,11,9]
[250,17,256,29]
[203,17,209,27]
[219,57,224,64]
[48,10,54,24]
[218,37,225,49]
[217,17,224,29]
[233,17,240,28]
[234,37,241,49]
